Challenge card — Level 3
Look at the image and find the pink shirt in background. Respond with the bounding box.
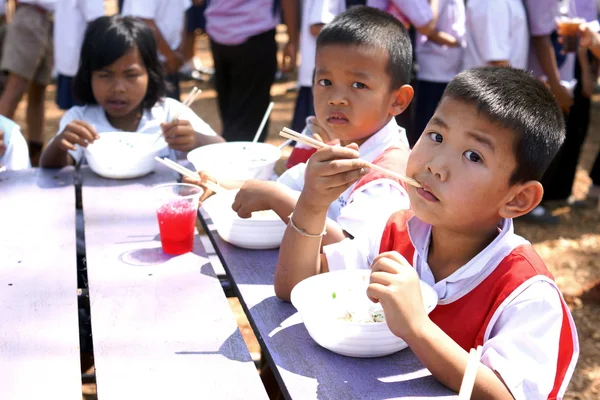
[205,0,278,45]
[574,0,598,21]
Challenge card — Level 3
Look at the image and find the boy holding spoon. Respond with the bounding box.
[184,6,414,246]
[275,66,579,399]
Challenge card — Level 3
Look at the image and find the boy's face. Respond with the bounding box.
[313,44,401,147]
[406,98,519,231]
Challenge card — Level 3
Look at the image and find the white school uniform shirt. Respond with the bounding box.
[19,0,57,12]
[277,118,410,238]
[53,97,217,163]
[0,119,31,170]
[524,0,577,89]
[122,0,191,56]
[415,0,465,83]
[463,0,529,70]
[0,1,5,15]
[54,0,105,77]
[324,216,572,399]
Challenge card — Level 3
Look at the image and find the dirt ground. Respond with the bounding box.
[12,3,599,397]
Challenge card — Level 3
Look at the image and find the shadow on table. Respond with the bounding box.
[118,235,211,268]
[244,296,454,399]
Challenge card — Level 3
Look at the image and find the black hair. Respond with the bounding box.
[442,66,565,184]
[73,15,166,109]
[316,6,412,89]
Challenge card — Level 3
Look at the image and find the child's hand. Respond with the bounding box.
[579,23,600,51]
[300,144,369,212]
[181,170,218,202]
[57,120,99,151]
[308,116,340,146]
[0,130,6,158]
[161,120,198,152]
[231,180,277,218]
[367,251,429,340]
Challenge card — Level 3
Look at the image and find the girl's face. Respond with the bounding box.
[91,47,149,126]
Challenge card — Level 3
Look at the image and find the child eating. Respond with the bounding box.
[185,6,414,246]
[275,66,578,399]
[40,15,222,168]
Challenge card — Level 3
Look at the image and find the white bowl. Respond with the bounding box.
[202,189,286,249]
[187,142,281,181]
[291,269,438,358]
[85,131,167,179]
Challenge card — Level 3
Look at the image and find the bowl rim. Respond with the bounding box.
[186,141,282,164]
[291,269,438,327]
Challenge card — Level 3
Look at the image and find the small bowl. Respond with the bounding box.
[85,131,167,179]
[291,269,438,358]
[187,142,281,181]
[202,189,286,249]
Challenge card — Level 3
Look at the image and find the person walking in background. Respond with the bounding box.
[54,0,105,111]
[122,0,191,100]
[522,0,577,224]
[205,0,299,143]
[179,0,213,81]
[0,0,55,166]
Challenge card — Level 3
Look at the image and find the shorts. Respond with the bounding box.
[0,5,53,85]
[56,74,80,110]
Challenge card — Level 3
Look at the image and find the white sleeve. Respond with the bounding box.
[2,127,31,170]
[308,0,343,25]
[338,179,410,239]
[469,1,511,63]
[389,0,434,28]
[83,0,105,21]
[323,222,383,272]
[481,280,573,400]
[121,0,158,19]
[53,106,86,164]
[277,163,307,192]
[523,0,559,36]
[166,98,217,137]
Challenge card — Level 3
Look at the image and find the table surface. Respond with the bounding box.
[78,166,268,400]
[0,168,82,400]
[199,208,457,400]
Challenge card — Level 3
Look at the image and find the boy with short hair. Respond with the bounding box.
[186,6,415,245]
[275,66,578,398]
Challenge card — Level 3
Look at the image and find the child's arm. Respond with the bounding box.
[391,0,459,47]
[368,252,514,398]
[160,119,224,152]
[141,17,183,74]
[40,120,99,168]
[280,0,299,72]
[274,145,369,301]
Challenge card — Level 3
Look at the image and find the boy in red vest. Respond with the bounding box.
[275,66,578,399]
[185,6,414,246]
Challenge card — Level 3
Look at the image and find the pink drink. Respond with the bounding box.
[156,199,197,255]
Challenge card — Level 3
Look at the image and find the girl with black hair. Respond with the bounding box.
[40,15,223,168]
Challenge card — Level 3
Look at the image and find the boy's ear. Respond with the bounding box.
[390,84,414,116]
[499,181,544,219]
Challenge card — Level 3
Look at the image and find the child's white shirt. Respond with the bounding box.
[53,97,217,163]
[54,0,105,77]
[277,118,410,238]
[324,216,576,400]
[463,0,529,70]
[122,0,192,56]
[0,119,31,171]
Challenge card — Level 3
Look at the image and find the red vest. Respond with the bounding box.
[379,210,578,399]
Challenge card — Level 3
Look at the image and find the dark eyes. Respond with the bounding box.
[351,82,367,89]
[317,79,331,86]
[428,132,443,143]
[428,132,483,163]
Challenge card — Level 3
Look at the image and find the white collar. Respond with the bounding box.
[406,216,527,302]
[357,118,407,163]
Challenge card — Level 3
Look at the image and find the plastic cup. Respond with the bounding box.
[556,17,585,53]
[152,183,203,255]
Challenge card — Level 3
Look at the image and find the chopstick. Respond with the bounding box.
[154,156,227,194]
[151,87,202,145]
[458,345,483,400]
[279,127,421,188]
